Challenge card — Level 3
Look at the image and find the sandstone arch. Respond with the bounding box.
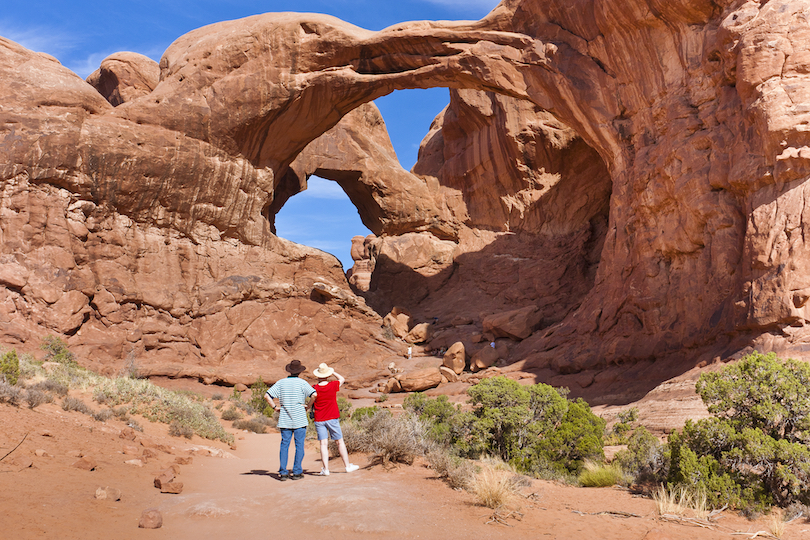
[4,0,810,384]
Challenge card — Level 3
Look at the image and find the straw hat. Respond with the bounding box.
[313,363,334,378]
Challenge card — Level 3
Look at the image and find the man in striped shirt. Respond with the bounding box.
[265,360,316,480]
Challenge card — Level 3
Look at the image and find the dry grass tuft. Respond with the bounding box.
[767,509,785,538]
[470,467,523,509]
[653,485,709,519]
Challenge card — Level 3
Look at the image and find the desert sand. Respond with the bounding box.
[2,392,809,540]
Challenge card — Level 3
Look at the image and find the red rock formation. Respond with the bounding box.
[3,0,810,393]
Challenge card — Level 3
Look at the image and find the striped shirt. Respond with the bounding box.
[266,376,316,429]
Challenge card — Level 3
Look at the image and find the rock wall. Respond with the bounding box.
[4,0,810,386]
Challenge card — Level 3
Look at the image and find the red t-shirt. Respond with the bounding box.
[313,380,341,422]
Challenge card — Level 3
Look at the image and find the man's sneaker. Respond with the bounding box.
[346,464,359,473]
[278,473,289,481]
[318,468,330,476]
[290,473,304,480]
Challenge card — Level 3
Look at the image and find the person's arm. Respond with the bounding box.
[264,388,280,413]
[333,371,345,387]
[306,391,317,411]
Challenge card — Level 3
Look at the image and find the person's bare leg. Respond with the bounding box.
[320,439,330,473]
[338,438,350,468]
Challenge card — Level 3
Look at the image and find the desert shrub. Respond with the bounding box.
[604,407,639,445]
[0,380,23,406]
[29,379,69,397]
[0,349,20,385]
[111,406,130,421]
[348,410,431,466]
[233,417,268,434]
[404,393,459,444]
[377,393,389,402]
[40,335,76,365]
[140,394,230,443]
[93,408,114,422]
[427,447,477,489]
[351,406,385,422]
[211,393,225,401]
[337,396,352,421]
[93,388,109,404]
[220,407,243,421]
[613,426,668,483]
[249,377,273,417]
[454,377,605,476]
[62,396,91,415]
[667,351,810,510]
[128,419,143,432]
[24,388,53,409]
[169,420,194,438]
[579,461,623,487]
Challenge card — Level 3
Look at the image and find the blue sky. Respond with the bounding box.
[1,0,500,268]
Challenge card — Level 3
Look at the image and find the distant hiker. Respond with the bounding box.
[265,360,316,481]
[311,362,359,476]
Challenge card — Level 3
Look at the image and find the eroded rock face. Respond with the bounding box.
[4,0,810,390]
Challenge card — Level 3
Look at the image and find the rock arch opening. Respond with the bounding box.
[274,176,372,269]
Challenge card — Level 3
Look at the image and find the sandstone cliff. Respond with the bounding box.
[3,1,810,393]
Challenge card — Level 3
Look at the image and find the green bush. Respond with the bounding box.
[249,377,273,417]
[0,349,20,385]
[352,406,385,422]
[405,377,604,477]
[40,335,76,365]
[668,352,810,509]
[605,407,639,445]
[404,393,459,444]
[458,377,604,475]
[613,425,668,483]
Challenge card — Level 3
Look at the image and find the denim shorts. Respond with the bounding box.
[314,418,343,441]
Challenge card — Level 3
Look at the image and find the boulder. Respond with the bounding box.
[383,307,412,339]
[153,469,175,489]
[86,52,160,107]
[383,378,402,394]
[405,322,432,344]
[397,368,443,392]
[439,366,459,383]
[442,342,466,374]
[482,306,543,341]
[159,482,184,494]
[71,457,97,471]
[138,509,163,529]
[470,345,500,373]
[94,486,122,501]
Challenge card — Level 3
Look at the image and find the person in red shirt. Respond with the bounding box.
[311,363,359,475]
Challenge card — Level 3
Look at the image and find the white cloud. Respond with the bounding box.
[299,177,349,200]
[0,23,77,58]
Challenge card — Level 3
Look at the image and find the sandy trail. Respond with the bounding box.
[148,432,525,539]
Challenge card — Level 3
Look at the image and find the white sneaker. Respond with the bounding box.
[318,468,330,476]
[345,464,359,473]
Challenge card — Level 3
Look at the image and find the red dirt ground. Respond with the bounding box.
[2,394,809,540]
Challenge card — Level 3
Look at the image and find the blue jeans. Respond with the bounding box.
[279,427,307,475]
